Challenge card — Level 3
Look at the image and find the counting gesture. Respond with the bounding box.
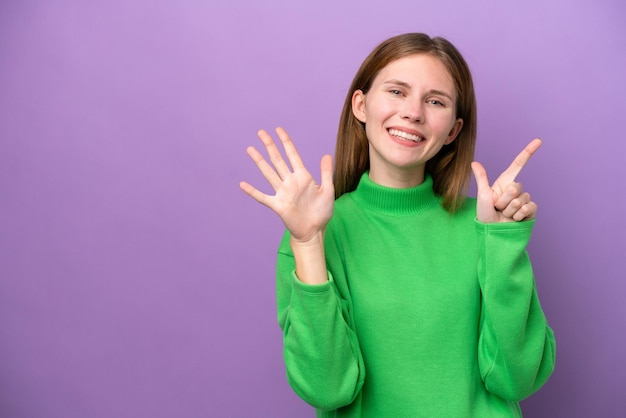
[239,128,335,243]
[471,139,542,223]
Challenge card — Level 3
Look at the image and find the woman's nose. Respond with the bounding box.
[402,101,424,122]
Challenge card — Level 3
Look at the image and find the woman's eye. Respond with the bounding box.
[390,89,402,95]
[428,99,444,106]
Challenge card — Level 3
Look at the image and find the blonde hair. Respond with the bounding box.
[334,33,477,212]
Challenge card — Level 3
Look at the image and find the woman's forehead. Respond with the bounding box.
[374,54,456,92]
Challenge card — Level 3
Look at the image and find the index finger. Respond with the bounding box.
[496,138,543,185]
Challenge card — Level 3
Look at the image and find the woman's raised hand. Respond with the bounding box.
[471,139,542,223]
[239,127,335,243]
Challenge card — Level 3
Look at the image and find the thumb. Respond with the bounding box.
[320,154,333,190]
[471,161,490,193]
[471,161,497,223]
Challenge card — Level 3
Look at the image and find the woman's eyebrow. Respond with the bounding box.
[382,79,411,88]
[382,80,454,101]
[428,89,454,101]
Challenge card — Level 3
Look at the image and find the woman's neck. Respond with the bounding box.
[368,164,427,189]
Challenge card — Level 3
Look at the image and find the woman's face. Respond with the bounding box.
[352,53,463,188]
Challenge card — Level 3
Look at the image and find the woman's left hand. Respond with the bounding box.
[471,139,542,223]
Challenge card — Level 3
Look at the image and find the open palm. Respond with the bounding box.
[240,128,335,243]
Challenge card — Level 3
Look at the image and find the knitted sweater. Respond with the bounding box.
[276,172,556,417]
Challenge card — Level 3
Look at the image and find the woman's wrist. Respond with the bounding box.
[290,231,328,285]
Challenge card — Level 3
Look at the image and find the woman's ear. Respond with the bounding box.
[352,90,367,123]
[445,118,464,145]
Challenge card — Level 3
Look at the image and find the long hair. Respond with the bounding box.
[334,33,477,212]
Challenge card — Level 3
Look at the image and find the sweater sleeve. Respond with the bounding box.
[276,231,365,411]
[476,219,556,401]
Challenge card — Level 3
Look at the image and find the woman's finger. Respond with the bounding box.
[246,145,284,191]
[257,129,293,180]
[495,182,523,211]
[276,127,306,171]
[511,201,537,221]
[239,180,273,208]
[500,192,531,219]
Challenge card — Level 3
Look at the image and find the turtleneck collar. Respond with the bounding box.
[348,171,441,216]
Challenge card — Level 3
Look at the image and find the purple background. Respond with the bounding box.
[1,0,624,416]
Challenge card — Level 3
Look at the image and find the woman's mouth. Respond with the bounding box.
[388,128,424,143]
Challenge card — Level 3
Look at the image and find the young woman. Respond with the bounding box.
[240,33,555,417]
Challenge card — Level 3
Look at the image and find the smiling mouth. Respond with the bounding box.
[388,129,424,143]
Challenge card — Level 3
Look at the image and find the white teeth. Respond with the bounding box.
[389,129,423,142]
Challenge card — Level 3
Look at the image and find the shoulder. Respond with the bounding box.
[331,192,362,221]
[456,196,477,220]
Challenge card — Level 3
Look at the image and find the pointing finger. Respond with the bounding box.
[497,138,542,186]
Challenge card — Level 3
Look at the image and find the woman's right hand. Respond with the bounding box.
[239,127,335,244]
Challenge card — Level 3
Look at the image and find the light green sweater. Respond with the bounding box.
[276,172,555,417]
